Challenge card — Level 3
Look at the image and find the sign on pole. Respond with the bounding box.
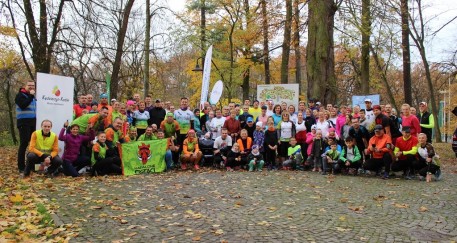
[36,73,75,156]
[200,45,213,110]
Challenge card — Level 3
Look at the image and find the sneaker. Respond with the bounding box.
[357,168,364,175]
[194,164,200,170]
[226,166,234,172]
[181,163,187,170]
[382,172,389,180]
[321,172,327,175]
[435,169,442,181]
[258,169,262,172]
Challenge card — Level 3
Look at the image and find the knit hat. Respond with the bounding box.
[100,93,108,99]
[256,121,263,127]
[311,125,317,130]
[126,100,135,106]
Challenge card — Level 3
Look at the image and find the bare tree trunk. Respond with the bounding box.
[307,0,337,104]
[110,0,135,99]
[293,0,301,92]
[361,0,371,94]
[6,77,18,145]
[401,0,412,104]
[281,0,293,84]
[369,45,399,112]
[261,0,271,84]
[144,0,151,98]
[408,0,442,142]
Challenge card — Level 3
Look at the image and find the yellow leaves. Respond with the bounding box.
[393,203,409,209]
[257,221,271,227]
[192,235,201,241]
[213,229,224,235]
[340,198,348,203]
[9,193,23,203]
[185,210,204,219]
[0,26,18,37]
[418,206,428,212]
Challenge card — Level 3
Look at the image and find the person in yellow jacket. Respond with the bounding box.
[24,120,62,177]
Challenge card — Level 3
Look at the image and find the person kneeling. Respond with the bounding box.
[336,137,362,175]
[283,137,303,170]
[24,120,62,177]
[91,132,122,176]
[181,130,202,170]
[321,141,340,175]
[247,145,264,172]
[417,133,441,182]
[392,126,418,180]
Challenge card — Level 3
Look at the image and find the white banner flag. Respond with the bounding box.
[200,45,213,109]
[36,73,75,156]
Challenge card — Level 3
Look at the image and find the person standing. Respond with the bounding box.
[401,103,421,137]
[149,99,166,127]
[174,97,194,146]
[417,102,434,143]
[15,80,37,173]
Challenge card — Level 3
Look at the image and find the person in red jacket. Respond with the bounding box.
[223,110,241,141]
[363,125,393,179]
[392,126,419,179]
[401,104,421,137]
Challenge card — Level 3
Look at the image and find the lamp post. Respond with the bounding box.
[192,57,204,72]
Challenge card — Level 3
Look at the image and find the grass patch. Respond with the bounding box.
[37,203,53,226]
[4,225,19,234]
[434,143,455,160]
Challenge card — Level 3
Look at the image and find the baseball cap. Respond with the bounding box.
[419,102,427,106]
[100,93,108,99]
[311,125,317,130]
[155,99,161,103]
[364,98,372,103]
[247,117,253,123]
[316,102,322,106]
[402,126,411,133]
[374,124,383,131]
[256,121,263,127]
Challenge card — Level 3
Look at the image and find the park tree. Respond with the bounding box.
[5,0,66,79]
[306,0,341,104]
[280,0,292,84]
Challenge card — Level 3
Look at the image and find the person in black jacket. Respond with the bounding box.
[264,118,278,169]
[15,80,37,173]
[148,99,166,127]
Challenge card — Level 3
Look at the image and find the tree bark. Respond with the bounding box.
[306,0,337,104]
[361,0,371,94]
[110,0,135,99]
[293,0,301,92]
[144,0,151,98]
[281,0,293,84]
[401,0,412,104]
[6,76,18,145]
[261,0,271,84]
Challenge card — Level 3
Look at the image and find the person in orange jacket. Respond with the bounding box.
[180,129,202,170]
[363,124,393,179]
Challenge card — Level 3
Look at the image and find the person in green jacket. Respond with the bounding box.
[137,126,157,141]
[336,136,362,175]
[71,113,97,134]
[321,141,340,175]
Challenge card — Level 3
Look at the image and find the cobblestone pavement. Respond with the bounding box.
[43,170,457,242]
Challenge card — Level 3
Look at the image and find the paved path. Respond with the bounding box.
[43,171,457,242]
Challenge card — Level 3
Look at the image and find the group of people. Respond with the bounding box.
[15,80,442,181]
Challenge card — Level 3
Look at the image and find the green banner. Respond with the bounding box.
[120,139,167,175]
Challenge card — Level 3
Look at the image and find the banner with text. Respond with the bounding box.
[36,73,74,156]
[120,139,167,175]
[257,84,299,108]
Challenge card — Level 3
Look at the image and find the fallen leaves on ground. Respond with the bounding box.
[0,147,80,242]
[393,203,409,209]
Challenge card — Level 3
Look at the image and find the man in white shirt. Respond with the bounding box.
[213,128,233,167]
[210,109,226,139]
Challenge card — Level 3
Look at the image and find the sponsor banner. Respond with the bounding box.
[200,45,213,110]
[120,140,167,175]
[209,80,223,105]
[257,84,299,108]
[36,73,74,156]
[352,94,380,109]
